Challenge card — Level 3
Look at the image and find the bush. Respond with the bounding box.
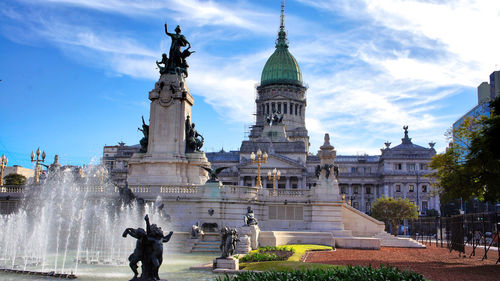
[217,265,427,281]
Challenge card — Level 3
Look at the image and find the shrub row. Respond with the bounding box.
[216,265,427,281]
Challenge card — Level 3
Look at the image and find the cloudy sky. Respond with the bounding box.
[1,0,499,168]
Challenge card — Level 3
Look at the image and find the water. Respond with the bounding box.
[0,253,219,281]
[0,166,218,280]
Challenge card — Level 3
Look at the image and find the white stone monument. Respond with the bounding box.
[127,73,209,186]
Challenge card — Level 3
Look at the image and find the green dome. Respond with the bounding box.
[260,29,303,87]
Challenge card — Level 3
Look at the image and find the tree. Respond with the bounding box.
[3,173,27,185]
[371,197,418,236]
[429,96,500,202]
[466,96,500,201]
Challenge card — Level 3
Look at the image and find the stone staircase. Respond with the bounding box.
[190,233,220,253]
[374,232,426,248]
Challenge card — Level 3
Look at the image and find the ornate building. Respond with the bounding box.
[101,5,440,216]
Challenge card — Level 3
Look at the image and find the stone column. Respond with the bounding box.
[239,178,244,186]
[384,184,389,197]
[360,184,365,212]
[286,177,290,189]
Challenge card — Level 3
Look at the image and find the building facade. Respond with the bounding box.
[453,70,500,132]
[101,8,440,216]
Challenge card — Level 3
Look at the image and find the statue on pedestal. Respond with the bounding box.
[185,115,204,152]
[138,116,149,153]
[123,215,173,281]
[219,226,239,258]
[164,24,194,77]
[244,206,258,226]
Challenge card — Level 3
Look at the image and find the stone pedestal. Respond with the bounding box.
[213,257,239,271]
[127,73,209,186]
[310,134,345,232]
[235,235,251,254]
[238,225,260,251]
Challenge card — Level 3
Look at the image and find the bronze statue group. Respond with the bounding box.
[123,215,173,281]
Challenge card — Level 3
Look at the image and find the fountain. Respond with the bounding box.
[0,166,217,280]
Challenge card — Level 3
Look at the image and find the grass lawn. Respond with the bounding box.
[239,244,333,271]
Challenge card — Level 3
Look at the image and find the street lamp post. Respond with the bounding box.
[250,149,268,188]
[0,154,8,186]
[267,168,281,196]
[31,148,46,183]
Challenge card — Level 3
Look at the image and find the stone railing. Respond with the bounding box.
[0,185,25,193]
[160,185,199,194]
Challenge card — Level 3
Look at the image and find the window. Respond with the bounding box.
[422,185,427,193]
[420,163,427,170]
[394,163,402,170]
[266,103,269,115]
[278,102,281,113]
[395,185,401,192]
[299,105,302,116]
[364,167,371,173]
[283,102,287,114]
[271,102,275,112]
[353,202,359,209]
[351,167,358,173]
[268,206,303,220]
[365,187,371,194]
[407,163,416,171]
[422,201,428,210]
[295,104,298,115]
[353,186,359,194]
[409,185,415,192]
[266,182,273,189]
[340,185,347,194]
[290,103,293,114]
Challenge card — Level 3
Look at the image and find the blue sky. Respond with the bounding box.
[1,0,499,168]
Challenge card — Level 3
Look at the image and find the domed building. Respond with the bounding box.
[102,4,440,218]
[205,6,440,217]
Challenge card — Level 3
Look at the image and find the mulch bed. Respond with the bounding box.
[304,243,500,281]
[260,250,294,260]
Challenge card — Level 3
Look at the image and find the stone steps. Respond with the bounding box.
[191,234,220,253]
[374,232,426,248]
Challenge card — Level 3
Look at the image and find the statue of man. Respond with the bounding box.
[164,24,191,73]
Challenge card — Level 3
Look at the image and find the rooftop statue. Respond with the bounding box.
[163,23,194,77]
[123,215,173,281]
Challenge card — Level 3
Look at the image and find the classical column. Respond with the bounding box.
[384,184,389,197]
[285,177,290,189]
[360,184,365,212]
[239,178,244,186]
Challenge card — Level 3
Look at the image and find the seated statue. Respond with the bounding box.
[191,222,204,239]
[244,206,258,226]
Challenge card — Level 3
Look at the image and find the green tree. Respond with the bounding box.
[429,96,500,202]
[371,197,418,236]
[466,97,500,201]
[3,173,27,185]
